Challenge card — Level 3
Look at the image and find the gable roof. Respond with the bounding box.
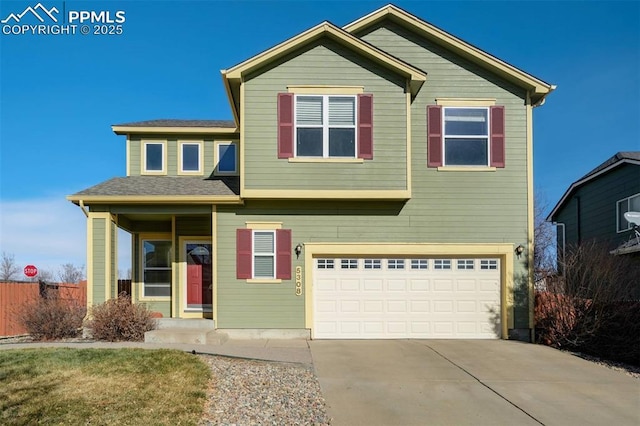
[221,20,428,123]
[547,151,640,221]
[112,119,237,135]
[344,4,555,105]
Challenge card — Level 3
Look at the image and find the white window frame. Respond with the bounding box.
[434,259,452,270]
[178,141,203,175]
[142,141,166,174]
[253,230,276,279]
[457,259,475,270]
[480,259,498,270]
[317,259,334,269]
[215,141,238,176]
[294,94,357,158]
[364,259,381,269]
[141,238,172,299]
[387,259,405,269]
[442,107,490,167]
[341,259,358,269]
[617,193,640,232]
[411,259,428,270]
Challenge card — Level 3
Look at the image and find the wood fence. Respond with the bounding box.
[0,281,87,337]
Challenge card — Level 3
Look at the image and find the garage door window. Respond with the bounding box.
[481,259,498,270]
[411,259,428,269]
[341,259,358,269]
[434,259,451,270]
[457,259,475,270]
[317,259,334,269]
[364,259,381,269]
[387,259,405,269]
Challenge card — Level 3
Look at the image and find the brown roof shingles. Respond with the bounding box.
[113,119,236,128]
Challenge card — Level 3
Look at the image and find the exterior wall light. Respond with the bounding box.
[515,244,525,257]
[295,243,303,259]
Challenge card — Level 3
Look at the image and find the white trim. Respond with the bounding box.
[616,193,640,233]
[142,140,167,175]
[252,230,276,279]
[547,159,640,221]
[178,140,203,175]
[442,106,490,167]
[294,94,357,159]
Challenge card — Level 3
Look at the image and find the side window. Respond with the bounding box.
[216,141,238,175]
[617,193,640,232]
[142,240,171,297]
[143,141,166,174]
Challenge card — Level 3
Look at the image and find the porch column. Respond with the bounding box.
[86,212,118,307]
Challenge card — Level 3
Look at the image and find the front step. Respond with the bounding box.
[155,318,215,330]
[144,328,228,345]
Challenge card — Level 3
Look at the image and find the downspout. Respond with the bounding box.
[79,200,89,218]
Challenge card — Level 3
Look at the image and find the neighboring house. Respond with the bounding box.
[547,152,640,258]
[68,4,554,341]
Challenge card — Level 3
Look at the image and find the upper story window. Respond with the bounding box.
[277,92,373,160]
[617,193,640,232]
[179,141,202,174]
[443,108,489,166]
[427,103,505,169]
[215,141,238,175]
[296,95,356,158]
[143,141,166,174]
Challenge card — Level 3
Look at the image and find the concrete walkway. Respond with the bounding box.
[0,338,313,365]
[309,340,640,426]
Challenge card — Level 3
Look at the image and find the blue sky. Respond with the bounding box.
[1,0,639,277]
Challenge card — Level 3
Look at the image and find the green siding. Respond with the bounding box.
[243,40,408,191]
[127,136,237,177]
[91,218,106,305]
[554,164,640,249]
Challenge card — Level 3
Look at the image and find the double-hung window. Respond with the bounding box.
[443,108,489,166]
[296,95,356,158]
[617,193,640,232]
[142,240,171,297]
[236,228,292,280]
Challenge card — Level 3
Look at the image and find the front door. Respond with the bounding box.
[185,242,213,310]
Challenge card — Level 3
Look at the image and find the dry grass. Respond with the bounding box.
[0,348,210,425]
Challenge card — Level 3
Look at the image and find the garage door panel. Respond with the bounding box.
[313,257,501,339]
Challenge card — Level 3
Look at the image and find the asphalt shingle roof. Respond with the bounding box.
[114,119,237,128]
[579,151,640,181]
[72,176,240,197]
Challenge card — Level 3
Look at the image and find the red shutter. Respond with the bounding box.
[278,93,294,159]
[358,94,373,159]
[490,106,505,168]
[276,229,292,280]
[427,105,443,167]
[236,229,252,279]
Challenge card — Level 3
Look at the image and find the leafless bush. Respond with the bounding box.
[536,241,640,364]
[88,293,157,341]
[17,290,86,340]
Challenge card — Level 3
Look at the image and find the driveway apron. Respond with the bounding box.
[309,340,640,426]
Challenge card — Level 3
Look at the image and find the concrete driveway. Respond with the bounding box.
[309,340,640,426]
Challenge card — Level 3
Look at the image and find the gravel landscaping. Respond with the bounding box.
[198,355,330,425]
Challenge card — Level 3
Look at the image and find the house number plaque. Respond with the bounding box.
[295,266,302,296]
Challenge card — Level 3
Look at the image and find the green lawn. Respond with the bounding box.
[0,348,211,425]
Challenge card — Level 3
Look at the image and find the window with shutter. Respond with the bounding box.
[428,105,505,168]
[236,228,292,280]
[278,93,373,160]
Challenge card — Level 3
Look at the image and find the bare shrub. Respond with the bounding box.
[88,293,157,341]
[18,290,86,340]
[536,241,640,364]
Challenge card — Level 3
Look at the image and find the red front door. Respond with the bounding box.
[186,243,212,308]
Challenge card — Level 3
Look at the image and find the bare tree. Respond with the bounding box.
[1,252,20,281]
[58,263,85,283]
[534,192,556,283]
[28,268,55,283]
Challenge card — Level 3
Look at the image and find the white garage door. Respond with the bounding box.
[313,257,501,339]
